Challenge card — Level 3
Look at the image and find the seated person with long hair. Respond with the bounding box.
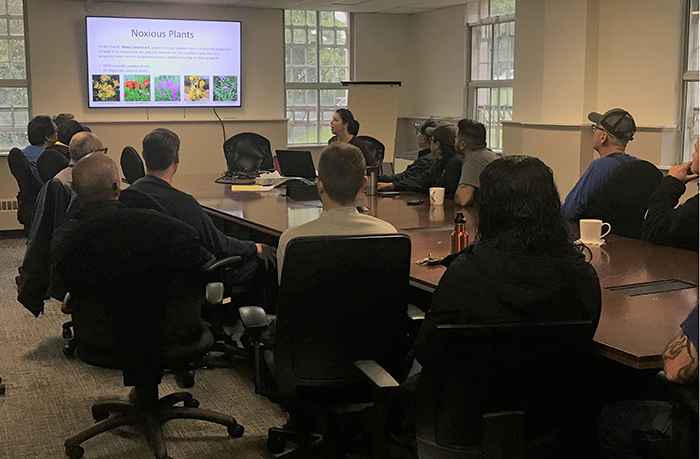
[415,155,602,362]
[328,108,376,166]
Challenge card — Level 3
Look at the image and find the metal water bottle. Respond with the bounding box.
[451,212,469,253]
[366,166,378,196]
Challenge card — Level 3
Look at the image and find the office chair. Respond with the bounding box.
[358,135,386,174]
[223,132,275,174]
[591,159,662,239]
[656,371,699,459]
[37,148,69,183]
[7,147,43,231]
[241,234,412,458]
[54,209,245,459]
[416,320,594,459]
[120,146,146,184]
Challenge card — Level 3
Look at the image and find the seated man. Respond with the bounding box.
[377,119,439,188]
[24,115,58,184]
[50,153,127,301]
[453,119,498,207]
[598,304,698,459]
[644,140,699,252]
[562,108,637,221]
[54,132,106,196]
[277,142,397,278]
[50,119,88,161]
[377,122,463,199]
[129,128,276,304]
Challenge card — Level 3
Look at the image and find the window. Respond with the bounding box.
[681,0,699,161]
[0,0,27,154]
[467,0,515,151]
[285,10,350,145]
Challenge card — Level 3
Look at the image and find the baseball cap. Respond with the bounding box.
[425,122,457,148]
[414,118,440,135]
[588,108,636,141]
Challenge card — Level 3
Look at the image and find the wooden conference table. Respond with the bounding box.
[175,174,699,370]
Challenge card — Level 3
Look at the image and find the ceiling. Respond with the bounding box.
[82,0,478,15]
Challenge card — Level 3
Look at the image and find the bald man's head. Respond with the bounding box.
[69,132,103,162]
[72,153,120,203]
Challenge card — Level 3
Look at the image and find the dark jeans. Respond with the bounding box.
[598,400,673,459]
[223,256,278,313]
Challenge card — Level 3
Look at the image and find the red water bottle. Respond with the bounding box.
[451,212,469,253]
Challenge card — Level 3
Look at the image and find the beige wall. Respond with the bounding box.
[510,0,685,198]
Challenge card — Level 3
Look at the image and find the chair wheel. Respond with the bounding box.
[62,328,73,339]
[62,344,75,356]
[0,383,5,395]
[65,445,84,459]
[175,370,195,388]
[228,423,244,438]
[183,398,199,408]
[92,406,109,421]
[267,436,285,453]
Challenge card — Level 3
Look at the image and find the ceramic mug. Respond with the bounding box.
[429,187,445,206]
[580,219,611,244]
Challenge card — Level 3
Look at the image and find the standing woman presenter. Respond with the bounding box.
[328,108,376,166]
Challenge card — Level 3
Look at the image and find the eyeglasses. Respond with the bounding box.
[428,137,437,143]
[591,124,605,134]
[90,147,108,154]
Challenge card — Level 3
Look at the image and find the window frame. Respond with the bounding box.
[284,10,352,147]
[0,0,29,156]
[680,0,698,162]
[466,7,514,153]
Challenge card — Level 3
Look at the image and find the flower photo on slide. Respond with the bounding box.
[92,74,120,102]
[153,75,181,102]
[123,75,150,102]
[184,75,209,102]
[213,76,238,102]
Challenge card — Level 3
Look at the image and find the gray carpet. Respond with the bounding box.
[0,235,287,459]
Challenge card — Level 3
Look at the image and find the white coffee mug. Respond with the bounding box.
[579,219,611,244]
[429,187,445,206]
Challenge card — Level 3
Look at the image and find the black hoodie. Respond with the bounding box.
[414,243,602,364]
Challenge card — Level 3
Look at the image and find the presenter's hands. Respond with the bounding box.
[377,182,394,191]
[669,161,699,183]
[256,243,277,270]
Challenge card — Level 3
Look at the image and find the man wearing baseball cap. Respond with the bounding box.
[562,108,638,221]
[378,121,463,199]
[377,118,439,189]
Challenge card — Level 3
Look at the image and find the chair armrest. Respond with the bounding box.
[407,304,425,321]
[61,292,74,314]
[354,360,399,389]
[239,306,268,329]
[203,255,243,273]
[656,371,699,417]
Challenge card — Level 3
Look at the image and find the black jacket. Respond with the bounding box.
[644,175,698,252]
[129,175,257,259]
[391,151,463,199]
[378,149,436,188]
[414,243,602,364]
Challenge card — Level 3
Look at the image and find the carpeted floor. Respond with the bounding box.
[0,234,287,459]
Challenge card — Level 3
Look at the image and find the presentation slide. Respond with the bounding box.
[86,17,242,108]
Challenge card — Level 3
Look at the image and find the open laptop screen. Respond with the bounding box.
[276,150,316,180]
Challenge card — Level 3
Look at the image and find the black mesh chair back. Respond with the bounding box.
[120,146,146,185]
[274,234,411,404]
[37,148,69,183]
[223,132,274,174]
[53,209,206,373]
[591,159,662,239]
[358,135,386,173]
[416,320,594,459]
[7,147,42,228]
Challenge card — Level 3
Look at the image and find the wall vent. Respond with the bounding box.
[0,198,18,212]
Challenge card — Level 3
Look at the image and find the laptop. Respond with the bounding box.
[276,150,317,180]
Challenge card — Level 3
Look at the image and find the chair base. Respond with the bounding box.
[64,384,244,459]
